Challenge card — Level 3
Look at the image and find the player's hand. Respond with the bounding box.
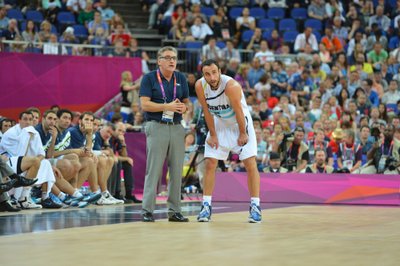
[237,132,248,146]
[49,126,58,139]
[127,157,134,166]
[84,121,93,135]
[207,135,219,150]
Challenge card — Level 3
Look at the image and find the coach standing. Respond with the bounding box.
[139,46,190,222]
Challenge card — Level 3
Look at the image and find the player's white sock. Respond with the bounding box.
[203,195,212,206]
[73,190,83,198]
[58,192,67,201]
[251,197,260,206]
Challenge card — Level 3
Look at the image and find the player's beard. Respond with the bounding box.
[316,161,325,168]
[209,75,221,90]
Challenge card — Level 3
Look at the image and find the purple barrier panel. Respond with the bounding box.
[125,132,147,193]
[213,172,400,206]
[0,52,142,118]
[124,132,168,193]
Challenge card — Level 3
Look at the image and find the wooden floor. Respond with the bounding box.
[0,204,399,266]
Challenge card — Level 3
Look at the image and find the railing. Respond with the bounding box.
[0,39,309,74]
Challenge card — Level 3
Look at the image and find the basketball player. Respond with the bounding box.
[195,59,262,223]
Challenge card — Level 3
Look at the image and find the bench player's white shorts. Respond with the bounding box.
[204,116,257,161]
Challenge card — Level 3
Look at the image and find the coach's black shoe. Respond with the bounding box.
[142,212,155,222]
[168,211,189,222]
[41,197,62,209]
[0,200,21,212]
[0,179,17,193]
[11,175,38,188]
[126,194,142,203]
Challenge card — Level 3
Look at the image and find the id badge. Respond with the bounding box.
[343,160,353,170]
[162,110,174,122]
[378,156,387,172]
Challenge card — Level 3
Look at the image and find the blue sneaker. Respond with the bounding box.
[50,193,69,208]
[197,202,212,222]
[63,195,84,205]
[248,203,262,223]
[82,192,102,203]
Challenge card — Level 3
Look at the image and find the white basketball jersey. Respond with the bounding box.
[200,74,251,126]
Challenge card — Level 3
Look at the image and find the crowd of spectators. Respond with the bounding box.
[0,0,149,66]
[135,0,400,176]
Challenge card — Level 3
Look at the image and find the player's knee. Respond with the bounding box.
[206,158,218,169]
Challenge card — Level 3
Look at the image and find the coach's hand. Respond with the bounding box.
[238,132,248,146]
[207,135,219,150]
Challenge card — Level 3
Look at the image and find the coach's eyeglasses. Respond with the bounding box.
[159,56,177,61]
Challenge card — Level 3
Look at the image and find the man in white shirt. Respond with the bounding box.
[382,80,400,105]
[67,0,86,14]
[254,40,274,65]
[294,27,318,53]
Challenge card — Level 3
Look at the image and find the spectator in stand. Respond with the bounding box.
[235,7,255,43]
[147,0,165,29]
[254,73,270,102]
[60,26,78,54]
[41,0,61,24]
[202,36,221,61]
[337,129,362,173]
[67,0,86,15]
[110,23,131,46]
[321,27,343,57]
[109,39,127,57]
[357,125,373,159]
[171,17,195,41]
[245,27,262,51]
[347,30,367,63]
[78,0,95,27]
[90,27,109,56]
[368,5,390,32]
[38,20,52,43]
[270,61,289,98]
[234,63,251,94]
[255,127,267,171]
[190,16,213,41]
[369,107,387,127]
[171,4,186,27]
[267,29,283,53]
[0,7,8,30]
[43,33,68,55]
[22,20,40,43]
[361,78,379,107]
[209,6,230,40]
[366,24,388,52]
[254,40,274,65]
[368,43,388,70]
[126,38,150,73]
[186,3,207,25]
[247,57,266,90]
[109,13,125,33]
[308,0,328,21]
[221,39,241,63]
[1,18,20,41]
[325,0,343,20]
[96,0,114,22]
[356,92,371,117]
[88,10,109,38]
[294,27,318,53]
[382,80,400,105]
[288,69,313,106]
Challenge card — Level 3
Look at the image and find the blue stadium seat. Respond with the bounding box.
[262,29,273,40]
[249,7,265,20]
[290,8,308,20]
[51,24,58,34]
[266,8,285,20]
[72,24,88,39]
[241,30,254,43]
[216,41,226,49]
[25,10,44,24]
[7,9,24,21]
[184,41,203,49]
[57,12,76,25]
[229,7,243,20]
[313,31,321,42]
[389,0,397,8]
[201,7,215,18]
[257,19,275,31]
[279,19,297,32]
[283,31,299,44]
[305,19,323,32]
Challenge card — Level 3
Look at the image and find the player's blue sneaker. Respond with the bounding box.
[197,202,212,222]
[248,203,262,223]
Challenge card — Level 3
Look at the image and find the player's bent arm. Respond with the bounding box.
[195,80,217,136]
[225,80,246,134]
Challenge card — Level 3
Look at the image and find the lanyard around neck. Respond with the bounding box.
[157,69,176,102]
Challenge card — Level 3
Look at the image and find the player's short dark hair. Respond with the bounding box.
[57,109,73,119]
[19,111,33,119]
[201,59,220,71]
